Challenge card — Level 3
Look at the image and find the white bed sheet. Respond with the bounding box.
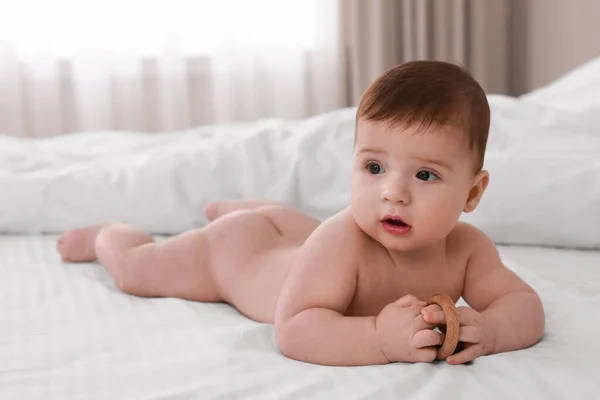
[1,234,598,399]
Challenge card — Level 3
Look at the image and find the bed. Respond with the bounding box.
[1,57,600,399]
[0,235,598,399]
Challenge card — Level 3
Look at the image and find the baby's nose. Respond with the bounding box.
[381,183,411,204]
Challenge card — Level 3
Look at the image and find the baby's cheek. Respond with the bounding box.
[419,202,458,236]
[350,195,376,228]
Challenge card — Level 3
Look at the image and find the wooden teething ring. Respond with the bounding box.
[427,294,460,359]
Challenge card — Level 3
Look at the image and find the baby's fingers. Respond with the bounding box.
[394,294,427,308]
[421,304,442,314]
[458,326,483,345]
[413,313,437,331]
[414,347,438,363]
[446,344,482,365]
[412,329,444,349]
[422,310,446,324]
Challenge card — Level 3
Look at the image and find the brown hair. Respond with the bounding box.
[357,60,490,171]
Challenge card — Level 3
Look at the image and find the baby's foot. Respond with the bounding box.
[57,225,106,262]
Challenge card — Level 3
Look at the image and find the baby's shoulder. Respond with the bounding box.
[446,221,490,258]
[302,208,371,257]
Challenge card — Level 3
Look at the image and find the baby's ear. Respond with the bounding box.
[463,170,489,213]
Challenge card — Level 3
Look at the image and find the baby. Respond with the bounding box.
[57,60,545,366]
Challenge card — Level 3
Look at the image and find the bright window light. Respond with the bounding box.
[0,0,321,58]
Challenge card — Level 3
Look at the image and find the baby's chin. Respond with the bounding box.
[375,236,422,253]
[370,226,448,254]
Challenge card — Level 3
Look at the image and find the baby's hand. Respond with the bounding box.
[376,295,443,363]
[421,305,495,365]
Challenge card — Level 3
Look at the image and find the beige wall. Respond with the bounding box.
[510,0,600,95]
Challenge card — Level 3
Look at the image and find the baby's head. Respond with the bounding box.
[350,60,490,252]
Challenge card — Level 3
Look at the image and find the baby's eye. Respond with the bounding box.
[416,170,439,181]
[367,162,385,175]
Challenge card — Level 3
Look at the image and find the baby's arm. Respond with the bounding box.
[273,218,387,366]
[461,227,545,355]
[274,215,438,366]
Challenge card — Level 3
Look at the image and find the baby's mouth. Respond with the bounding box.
[385,218,408,227]
[381,215,411,227]
[381,217,412,235]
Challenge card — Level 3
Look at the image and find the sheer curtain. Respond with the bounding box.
[0,0,344,137]
[0,0,512,138]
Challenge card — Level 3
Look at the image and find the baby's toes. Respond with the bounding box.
[57,232,76,261]
[57,230,90,262]
[56,225,104,262]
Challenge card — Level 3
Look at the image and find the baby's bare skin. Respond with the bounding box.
[58,200,319,323]
[58,198,537,366]
[58,118,545,367]
[196,204,462,324]
[58,202,463,323]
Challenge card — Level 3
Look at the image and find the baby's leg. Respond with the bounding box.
[57,204,320,315]
[58,224,220,301]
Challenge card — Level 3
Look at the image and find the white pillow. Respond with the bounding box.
[0,109,356,235]
[520,55,600,110]
[460,95,600,249]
